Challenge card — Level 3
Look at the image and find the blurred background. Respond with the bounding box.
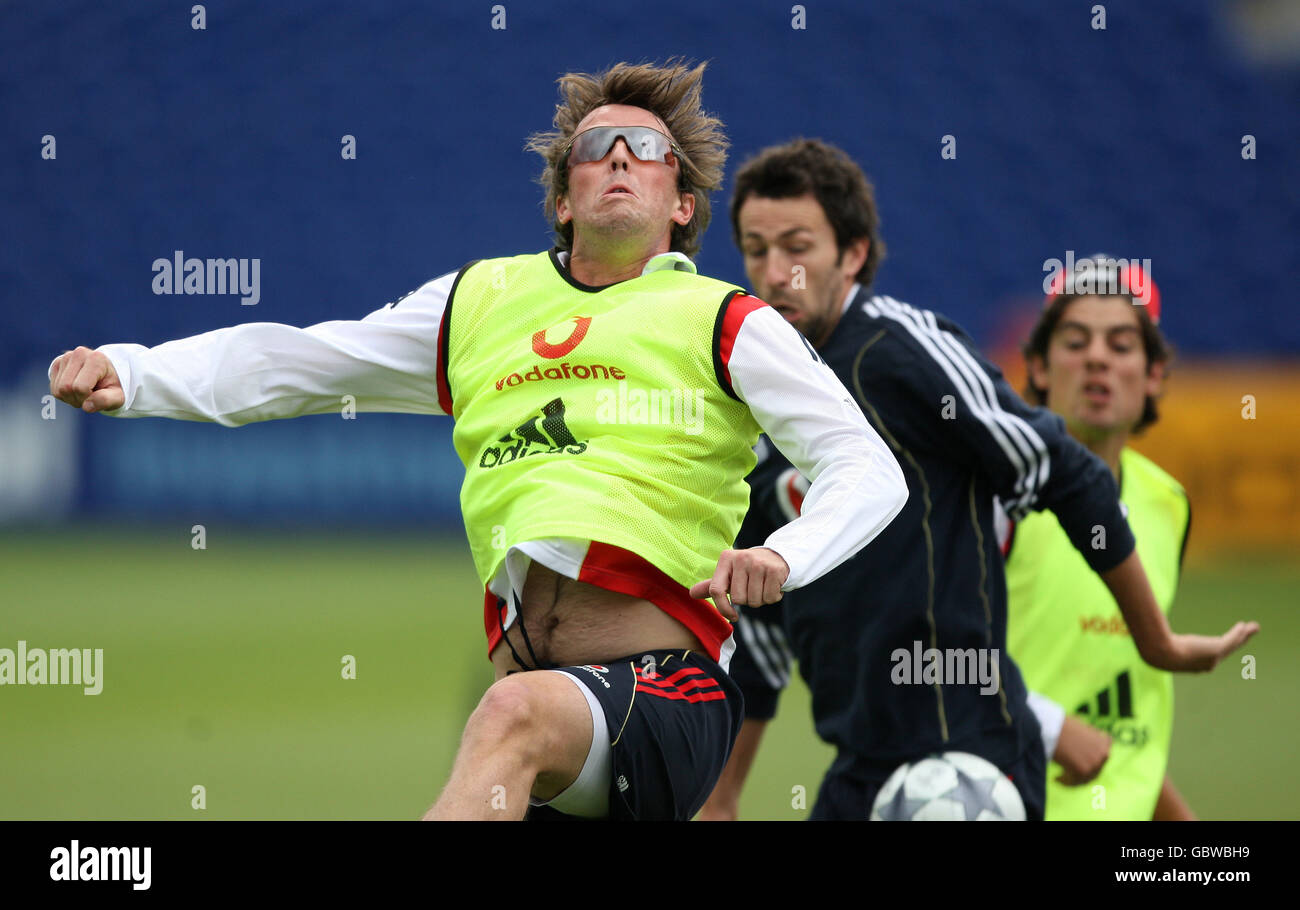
[2,0,1296,819]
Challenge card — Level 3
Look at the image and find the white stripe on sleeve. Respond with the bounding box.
[867,296,1050,515]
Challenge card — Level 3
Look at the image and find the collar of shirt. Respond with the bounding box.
[554,249,697,276]
[842,282,863,315]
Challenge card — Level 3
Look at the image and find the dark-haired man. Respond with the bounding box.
[699,139,1256,821]
[46,65,909,821]
[1005,257,1197,820]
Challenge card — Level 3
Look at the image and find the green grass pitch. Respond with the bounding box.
[0,529,1293,820]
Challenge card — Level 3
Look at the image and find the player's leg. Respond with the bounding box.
[524,672,613,819]
[424,670,594,820]
[438,650,744,821]
[697,718,768,820]
[528,651,744,821]
[605,650,744,821]
[698,604,788,820]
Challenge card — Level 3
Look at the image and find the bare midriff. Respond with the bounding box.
[488,562,705,680]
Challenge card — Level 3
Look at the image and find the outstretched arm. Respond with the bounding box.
[864,297,1256,673]
[48,271,457,424]
[1101,551,1256,672]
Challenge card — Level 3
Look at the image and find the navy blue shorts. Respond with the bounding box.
[810,742,1047,821]
[525,649,744,821]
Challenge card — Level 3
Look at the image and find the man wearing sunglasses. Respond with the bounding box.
[46,61,909,820]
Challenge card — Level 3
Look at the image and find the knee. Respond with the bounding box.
[463,675,549,758]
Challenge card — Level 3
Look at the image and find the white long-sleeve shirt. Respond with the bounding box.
[60,251,907,663]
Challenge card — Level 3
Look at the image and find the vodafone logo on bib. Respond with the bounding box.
[533,316,592,358]
[495,315,627,391]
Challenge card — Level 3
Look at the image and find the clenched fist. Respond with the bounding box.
[49,347,124,413]
[690,547,790,622]
[1053,715,1112,786]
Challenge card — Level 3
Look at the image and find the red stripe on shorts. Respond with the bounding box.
[635,685,728,703]
[636,674,720,694]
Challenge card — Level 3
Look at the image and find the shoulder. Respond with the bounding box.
[1121,448,1187,501]
[446,251,564,310]
[855,295,976,353]
[681,271,746,295]
[374,269,461,317]
[1121,447,1191,570]
[460,251,550,282]
[846,294,983,380]
[676,273,753,330]
[722,295,823,366]
[719,292,772,325]
[856,294,975,342]
[1121,448,1190,551]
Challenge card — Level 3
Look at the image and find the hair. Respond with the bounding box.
[729,138,886,288]
[1021,293,1174,435]
[525,60,727,260]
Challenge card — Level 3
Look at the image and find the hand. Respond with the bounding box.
[49,346,124,413]
[1153,622,1259,673]
[1054,715,1111,786]
[1104,553,1259,674]
[689,547,790,622]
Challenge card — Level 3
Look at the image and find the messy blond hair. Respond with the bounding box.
[526,59,727,259]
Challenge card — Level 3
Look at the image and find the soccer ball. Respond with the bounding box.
[870,751,1026,820]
